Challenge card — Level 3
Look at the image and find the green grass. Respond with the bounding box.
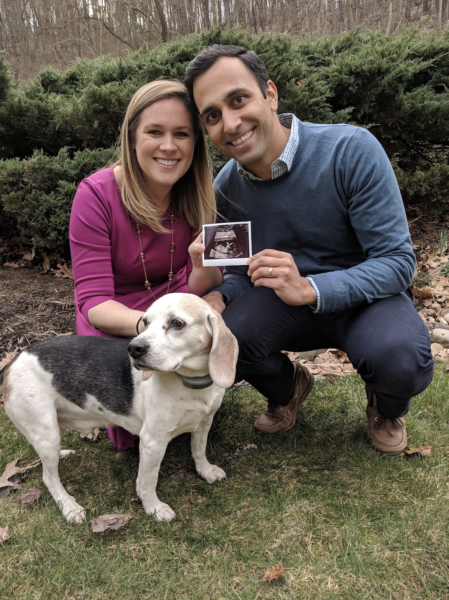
[1,364,449,599]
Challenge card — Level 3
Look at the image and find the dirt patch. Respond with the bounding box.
[0,265,75,358]
[407,207,449,251]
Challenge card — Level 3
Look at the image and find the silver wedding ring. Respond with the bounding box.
[268,267,273,278]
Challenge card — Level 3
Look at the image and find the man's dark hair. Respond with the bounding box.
[184,45,270,102]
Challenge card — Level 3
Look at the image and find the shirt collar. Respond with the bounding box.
[237,113,300,181]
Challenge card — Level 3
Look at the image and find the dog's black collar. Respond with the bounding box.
[136,316,144,336]
[174,372,214,389]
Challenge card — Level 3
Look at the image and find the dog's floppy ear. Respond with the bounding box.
[206,310,238,389]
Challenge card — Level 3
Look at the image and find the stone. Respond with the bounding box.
[430,329,449,346]
[428,317,435,323]
[431,302,441,312]
[444,314,449,325]
[431,343,444,355]
[441,308,449,317]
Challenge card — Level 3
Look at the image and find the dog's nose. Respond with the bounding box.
[128,341,148,358]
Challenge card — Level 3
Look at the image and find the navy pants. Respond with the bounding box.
[222,287,434,419]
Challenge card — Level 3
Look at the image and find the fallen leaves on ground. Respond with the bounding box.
[286,349,355,381]
[19,488,41,506]
[0,458,42,495]
[414,248,449,313]
[3,262,25,269]
[234,443,258,458]
[399,446,432,457]
[0,474,21,497]
[52,260,73,279]
[262,563,285,583]
[0,351,17,371]
[90,514,134,533]
[80,428,100,442]
[0,526,10,543]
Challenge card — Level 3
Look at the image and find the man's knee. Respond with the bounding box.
[360,339,434,398]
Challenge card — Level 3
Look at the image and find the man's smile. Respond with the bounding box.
[229,128,255,147]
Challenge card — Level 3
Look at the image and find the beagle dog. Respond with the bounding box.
[1,294,238,523]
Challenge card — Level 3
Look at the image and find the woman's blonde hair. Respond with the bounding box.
[116,80,216,233]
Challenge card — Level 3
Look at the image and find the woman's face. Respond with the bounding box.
[133,97,195,200]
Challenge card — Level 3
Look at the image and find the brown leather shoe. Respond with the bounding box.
[366,386,407,455]
[254,362,314,434]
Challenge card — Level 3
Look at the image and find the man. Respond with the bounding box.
[184,45,433,455]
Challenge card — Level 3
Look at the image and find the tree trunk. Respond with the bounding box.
[202,0,211,29]
[154,0,168,42]
[405,0,411,22]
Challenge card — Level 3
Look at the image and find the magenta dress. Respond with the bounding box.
[69,167,195,450]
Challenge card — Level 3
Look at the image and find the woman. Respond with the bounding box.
[69,80,222,450]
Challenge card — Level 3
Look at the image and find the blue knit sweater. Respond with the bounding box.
[213,119,415,313]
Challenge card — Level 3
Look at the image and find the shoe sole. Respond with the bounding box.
[257,371,315,435]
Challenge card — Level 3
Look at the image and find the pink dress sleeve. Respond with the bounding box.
[70,177,117,321]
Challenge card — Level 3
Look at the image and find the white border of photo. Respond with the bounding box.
[202,221,252,267]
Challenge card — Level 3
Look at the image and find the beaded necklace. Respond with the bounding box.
[136,208,175,301]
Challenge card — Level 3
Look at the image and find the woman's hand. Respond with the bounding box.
[188,232,206,269]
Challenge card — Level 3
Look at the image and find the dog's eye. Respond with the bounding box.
[169,319,184,330]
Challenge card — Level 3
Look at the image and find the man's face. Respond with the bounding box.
[192,57,279,172]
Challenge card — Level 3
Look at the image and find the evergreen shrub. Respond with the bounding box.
[0,147,117,254]
[0,26,448,255]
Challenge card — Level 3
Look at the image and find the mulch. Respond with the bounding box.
[0,264,75,359]
[1,209,448,362]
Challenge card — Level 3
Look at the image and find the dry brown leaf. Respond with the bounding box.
[0,352,17,371]
[52,261,73,279]
[19,488,41,507]
[262,563,286,583]
[0,458,42,491]
[42,253,50,272]
[0,474,21,497]
[80,428,100,442]
[0,526,10,543]
[90,514,134,533]
[21,247,35,261]
[413,287,433,299]
[399,446,432,457]
[3,262,24,269]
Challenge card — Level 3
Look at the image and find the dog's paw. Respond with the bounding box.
[60,497,86,524]
[199,464,227,484]
[148,502,176,522]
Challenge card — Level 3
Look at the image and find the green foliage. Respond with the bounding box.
[0,54,12,107]
[1,26,448,255]
[0,147,117,254]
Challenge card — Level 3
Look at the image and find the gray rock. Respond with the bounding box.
[430,328,449,346]
[431,343,444,354]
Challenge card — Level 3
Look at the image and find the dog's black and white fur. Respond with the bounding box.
[1,294,238,523]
